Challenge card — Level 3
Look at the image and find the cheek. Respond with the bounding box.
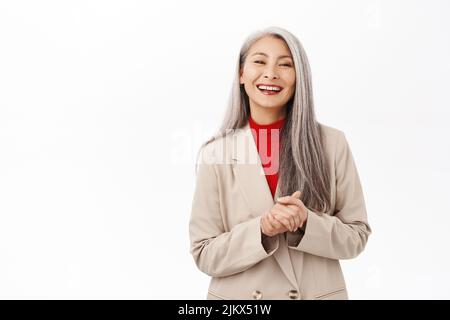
[287,73,296,87]
[285,78,296,92]
[285,77,296,98]
[242,66,259,82]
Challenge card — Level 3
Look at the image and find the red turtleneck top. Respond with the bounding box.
[249,115,285,198]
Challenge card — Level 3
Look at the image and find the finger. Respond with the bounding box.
[277,203,299,224]
[284,204,301,230]
[269,212,288,232]
[265,213,278,229]
[276,195,303,208]
[277,190,300,200]
[267,214,284,235]
[283,204,301,229]
[300,209,309,228]
[260,215,268,234]
[277,190,301,200]
[291,190,301,198]
[275,205,298,231]
[268,212,283,229]
[271,210,292,231]
[262,215,275,236]
[271,209,293,231]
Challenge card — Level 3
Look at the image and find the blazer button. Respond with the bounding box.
[252,290,262,300]
[288,290,299,299]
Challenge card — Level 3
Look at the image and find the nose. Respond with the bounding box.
[263,64,279,80]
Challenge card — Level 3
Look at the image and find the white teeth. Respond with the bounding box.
[257,85,281,91]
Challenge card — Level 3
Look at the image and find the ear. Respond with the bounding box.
[239,69,244,84]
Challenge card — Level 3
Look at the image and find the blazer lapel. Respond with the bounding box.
[230,121,299,290]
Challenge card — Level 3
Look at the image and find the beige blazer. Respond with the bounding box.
[189,121,371,300]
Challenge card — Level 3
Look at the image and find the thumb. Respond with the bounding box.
[277,190,301,202]
[291,190,301,198]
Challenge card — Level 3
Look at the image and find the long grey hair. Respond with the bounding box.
[195,26,331,213]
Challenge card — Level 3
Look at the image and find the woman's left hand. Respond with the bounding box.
[271,190,308,231]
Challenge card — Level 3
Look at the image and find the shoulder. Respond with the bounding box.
[197,134,229,165]
[318,122,344,138]
[317,122,346,150]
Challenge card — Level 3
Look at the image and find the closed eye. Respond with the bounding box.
[254,60,292,67]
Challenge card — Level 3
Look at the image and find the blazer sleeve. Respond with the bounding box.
[286,131,372,260]
[189,144,279,278]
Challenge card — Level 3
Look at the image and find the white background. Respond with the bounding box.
[0,0,449,299]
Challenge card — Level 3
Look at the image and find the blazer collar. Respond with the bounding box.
[230,121,299,290]
[231,121,278,206]
[230,120,283,209]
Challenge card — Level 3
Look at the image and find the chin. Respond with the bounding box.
[259,105,284,111]
[258,101,285,109]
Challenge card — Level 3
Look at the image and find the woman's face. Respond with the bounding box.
[240,36,296,114]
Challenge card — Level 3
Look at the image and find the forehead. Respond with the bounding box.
[248,36,292,57]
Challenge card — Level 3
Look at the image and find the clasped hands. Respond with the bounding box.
[260,190,308,237]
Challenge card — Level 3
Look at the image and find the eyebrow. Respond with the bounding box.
[250,52,293,59]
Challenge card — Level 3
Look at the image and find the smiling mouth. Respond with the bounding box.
[256,85,283,95]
